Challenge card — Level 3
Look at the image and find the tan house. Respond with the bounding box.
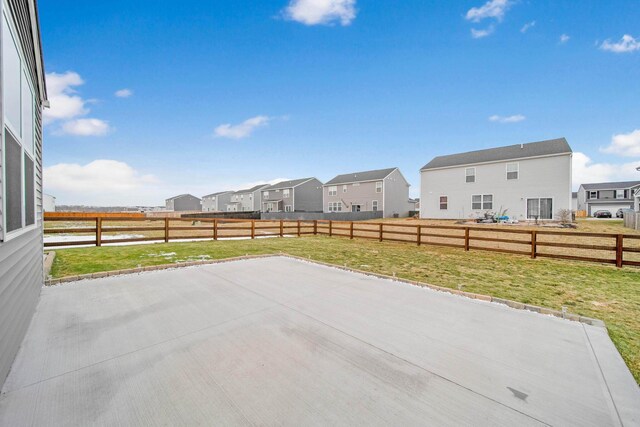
[323,167,412,217]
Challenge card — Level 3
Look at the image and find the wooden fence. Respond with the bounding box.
[624,212,640,230]
[44,216,640,268]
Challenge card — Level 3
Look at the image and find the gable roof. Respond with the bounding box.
[166,194,200,201]
[421,138,572,171]
[325,168,397,185]
[201,191,232,198]
[233,184,270,194]
[263,178,317,191]
[580,181,640,191]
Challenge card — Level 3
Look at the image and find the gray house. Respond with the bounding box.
[201,191,233,212]
[577,181,640,216]
[226,184,269,212]
[261,178,323,212]
[0,0,47,386]
[420,138,573,220]
[323,167,412,217]
[165,194,202,211]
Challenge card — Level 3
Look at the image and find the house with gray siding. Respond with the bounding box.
[576,181,640,216]
[261,178,323,212]
[323,167,412,217]
[0,0,47,387]
[226,184,269,212]
[201,191,232,212]
[420,138,573,220]
[165,194,202,211]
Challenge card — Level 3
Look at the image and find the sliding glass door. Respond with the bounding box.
[527,198,553,219]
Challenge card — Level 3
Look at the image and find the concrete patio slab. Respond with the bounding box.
[1,257,638,426]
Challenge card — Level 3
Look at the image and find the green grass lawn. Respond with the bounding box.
[49,235,640,383]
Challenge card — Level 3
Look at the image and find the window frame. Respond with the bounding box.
[284,205,292,212]
[375,181,382,193]
[1,10,38,242]
[282,189,290,198]
[472,194,493,210]
[372,200,378,211]
[343,185,347,193]
[465,167,476,183]
[328,186,337,196]
[526,197,554,220]
[439,195,448,210]
[589,191,597,199]
[327,201,342,212]
[615,190,625,199]
[506,162,519,180]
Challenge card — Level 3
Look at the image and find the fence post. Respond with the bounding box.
[251,220,255,239]
[416,224,421,246]
[297,220,301,237]
[616,234,624,268]
[280,220,284,237]
[314,220,318,235]
[379,223,383,242]
[350,222,354,239]
[213,219,218,240]
[329,220,333,237]
[531,230,537,259]
[96,218,102,247]
[164,218,169,243]
[464,227,469,251]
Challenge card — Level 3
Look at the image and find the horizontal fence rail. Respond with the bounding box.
[43,216,640,268]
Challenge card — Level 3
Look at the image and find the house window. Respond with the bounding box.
[263,191,269,199]
[472,194,492,210]
[328,186,337,196]
[343,185,347,193]
[506,162,519,180]
[285,205,292,212]
[375,181,382,193]
[616,190,625,199]
[589,191,597,199]
[283,189,290,198]
[2,15,37,239]
[465,167,476,183]
[527,198,553,220]
[439,196,448,210]
[372,200,378,211]
[352,182,360,187]
[328,202,342,212]
[351,205,361,212]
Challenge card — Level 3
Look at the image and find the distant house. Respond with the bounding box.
[420,138,573,220]
[165,194,202,211]
[409,198,420,211]
[43,194,56,212]
[577,181,640,216]
[261,178,323,212]
[201,191,232,212]
[323,168,411,217]
[226,184,269,212]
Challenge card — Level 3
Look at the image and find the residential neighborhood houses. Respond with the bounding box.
[577,181,640,217]
[419,138,573,221]
[161,138,639,222]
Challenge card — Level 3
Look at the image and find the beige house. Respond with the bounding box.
[323,168,412,217]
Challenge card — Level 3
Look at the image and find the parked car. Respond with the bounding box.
[593,210,612,218]
[616,208,634,218]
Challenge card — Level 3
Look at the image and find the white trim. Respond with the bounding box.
[420,152,572,172]
[465,167,476,183]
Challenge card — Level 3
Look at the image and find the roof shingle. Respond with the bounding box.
[325,168,397,185]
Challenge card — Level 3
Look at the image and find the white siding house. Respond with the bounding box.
[420,138,573,221]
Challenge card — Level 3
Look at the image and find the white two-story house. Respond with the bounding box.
[226,184,269,212]
[323,167,412,217]
[420,138,573,220]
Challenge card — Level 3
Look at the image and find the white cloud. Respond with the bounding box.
[465,0,511,23]
[44,160,160,205]
[572,152,640,189]
[43,72,88,125]
[283,0,356,26]
[214,115,271,139]
[59,118,111,136]
[471,26,494,38]
[520,21,535,33]
[601,129,640,157]
[115,88,133,98]
[488,114,525,123]
[600,34,640,53]
[559,34,570,44]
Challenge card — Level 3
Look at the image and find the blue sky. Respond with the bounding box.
[40,0,640,205]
